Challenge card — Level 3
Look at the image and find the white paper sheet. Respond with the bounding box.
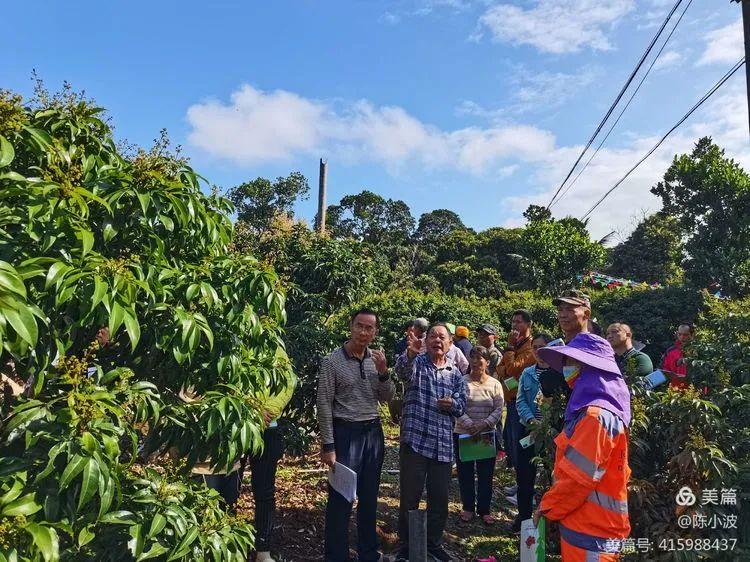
[328,462,357,503]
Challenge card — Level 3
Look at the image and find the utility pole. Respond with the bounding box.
[316,158,327,234]
[743,0,750,135]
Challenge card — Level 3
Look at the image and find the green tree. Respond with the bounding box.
[513,205,607,294]
[413,209,468,248]
[652,137,750,296]
[433,261,506,299]
[325,190,415,245]
[607,212,684,284]
[474,227,524,286]
[227,172,310,234]
[0,86,292,560]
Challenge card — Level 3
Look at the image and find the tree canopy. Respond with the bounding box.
[652,137,750,296]
[227,172,310,234]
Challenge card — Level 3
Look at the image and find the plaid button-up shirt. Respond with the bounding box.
[395,351,467,463]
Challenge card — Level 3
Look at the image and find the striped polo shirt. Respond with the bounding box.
[316,344,396,449]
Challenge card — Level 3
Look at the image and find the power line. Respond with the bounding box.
[581,58,746,221]
[546,0,685,209]
[550,0,694,209]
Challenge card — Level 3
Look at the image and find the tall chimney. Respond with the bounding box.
[316,158,327,234]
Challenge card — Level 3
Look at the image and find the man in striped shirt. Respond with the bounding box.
[317,308,395,562]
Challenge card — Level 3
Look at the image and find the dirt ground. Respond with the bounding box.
[236,425,535,562]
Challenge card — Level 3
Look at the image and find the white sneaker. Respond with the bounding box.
[256,552,276,562]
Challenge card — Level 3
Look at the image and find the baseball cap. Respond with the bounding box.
[477,323,497,335]
[552,289,591,309]
[455,326,470,338]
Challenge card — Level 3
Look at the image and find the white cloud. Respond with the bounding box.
[188,80,750,239]
[459,67,598,120]
[475,0,635,54]
[186,86,327,163]
[652,50,682,70]
[187,84,555,175]
[380,11,401,24]
[698,19,743,66]
[501,84,750,239]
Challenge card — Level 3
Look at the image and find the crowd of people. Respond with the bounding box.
[313,289,695,562]
[140,288,697,562]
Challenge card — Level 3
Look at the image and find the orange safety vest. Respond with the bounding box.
[540,405,631,559]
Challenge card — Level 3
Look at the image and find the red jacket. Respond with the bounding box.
[661,341,688,389]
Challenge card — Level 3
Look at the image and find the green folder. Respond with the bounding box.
[504,377,519,390]
[458,431,496,462]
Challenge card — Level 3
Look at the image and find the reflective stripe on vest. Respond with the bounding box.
[564,445,606,481]
[560,523,623,554]
[587,490,628,515]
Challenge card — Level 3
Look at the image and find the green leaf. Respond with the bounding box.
[136,543,169,561]
[2,304,38,345]
[1,493,42,516]
[185,283,200,302]
[103,223,117,242]
[92,276,107,311]
[99,510,136,524]
[136,191,151,215]
[24,127,54,150]
[159,214,174,232]
[147,513,166,539]
[98,476,114,520]
[0,478,24,504]
[167,526,199,561]
[123,309,141,351]
[76,229,95,257]
[0,135,14,168]
[128,523,144,557]
[0,262,26,298]
[44,261,70,290]
[80,432,98,454]
[59,454,87,490]
[78,526,95,547]
[78,457,100,509]
[109,300,125,338]
[25,523,59,562]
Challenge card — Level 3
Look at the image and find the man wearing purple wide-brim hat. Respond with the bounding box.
[533,333,632,561]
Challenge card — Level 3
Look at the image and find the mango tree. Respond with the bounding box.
[0,88,292,560]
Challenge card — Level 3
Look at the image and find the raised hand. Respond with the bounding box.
[508,329,520,346]
[371,349,388,374]
[406,329,424,358]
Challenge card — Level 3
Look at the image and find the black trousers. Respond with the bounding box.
[516,424,537,521]
[249,427,284,552]
[324,419,385,562]
[398,444,451,552]
[453,434,497,516]
[201,470,242,509]
[200,427,284,552]
[503,401,522,471]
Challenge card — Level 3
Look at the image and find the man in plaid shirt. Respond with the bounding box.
[394,322,467,562]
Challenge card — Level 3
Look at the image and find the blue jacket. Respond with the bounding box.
[517,365,542,426]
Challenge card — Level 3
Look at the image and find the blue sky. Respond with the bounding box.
[2,0,747,238]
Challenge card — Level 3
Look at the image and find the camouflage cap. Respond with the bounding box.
[552,289,591,309]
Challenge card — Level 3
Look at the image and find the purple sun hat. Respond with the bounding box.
[537,333,621,377]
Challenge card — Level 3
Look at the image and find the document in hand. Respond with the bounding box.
[458,431,496,462]
[328,462,357,503]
